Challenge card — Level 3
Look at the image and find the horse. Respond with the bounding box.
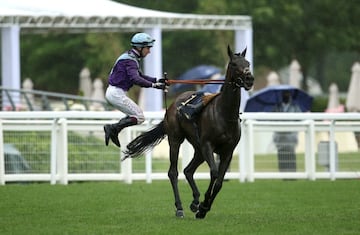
[123,45,254,219]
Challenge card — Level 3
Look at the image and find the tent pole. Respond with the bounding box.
[1,26,21,109]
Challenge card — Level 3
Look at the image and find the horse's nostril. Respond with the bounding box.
[248,75,254,81]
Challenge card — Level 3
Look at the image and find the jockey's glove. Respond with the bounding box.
[152,82,167,90]
[157,78,170,85]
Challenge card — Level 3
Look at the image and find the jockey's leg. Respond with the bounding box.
[104,116,137,147]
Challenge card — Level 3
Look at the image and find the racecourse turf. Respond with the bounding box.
[0,180,359,235]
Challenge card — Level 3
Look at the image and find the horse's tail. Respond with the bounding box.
[122,120,166,160]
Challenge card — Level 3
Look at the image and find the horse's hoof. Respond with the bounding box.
[190,202,199,213]
[175,210,185,218]
[195,211,206,219]
[195,203,209,219]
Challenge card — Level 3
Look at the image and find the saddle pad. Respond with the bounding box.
[202,93,220,106]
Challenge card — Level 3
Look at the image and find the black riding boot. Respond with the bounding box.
[104,116,137,147]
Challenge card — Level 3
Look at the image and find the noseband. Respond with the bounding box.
[228,66,252,89]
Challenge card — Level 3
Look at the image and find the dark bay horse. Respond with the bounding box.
[123,45,254,219]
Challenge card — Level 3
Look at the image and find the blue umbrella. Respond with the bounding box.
[199,75,224,93]
[170,65,221,93]
[244,85,313,112]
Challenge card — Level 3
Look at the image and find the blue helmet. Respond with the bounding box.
[131,33,155,47]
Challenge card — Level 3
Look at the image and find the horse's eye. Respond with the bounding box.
[230,62,237,67]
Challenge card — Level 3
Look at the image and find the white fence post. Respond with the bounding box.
[0,119,4,185]
[145,122,152,184]
[57,118,68,185]
[181,140,193,173]
[50,119,58,185]
[247,120,255,182]
[239,121,247,182]
[329,120,336,181]
[305,120,316,181]
[121,127,132,184]
[145,151,152,184]
[121,156,132,184]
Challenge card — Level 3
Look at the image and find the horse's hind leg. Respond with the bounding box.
[168,140,184,218]
[184,151,204,213]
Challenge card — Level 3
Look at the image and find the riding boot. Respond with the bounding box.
[180,102,204,120]
[104,116,137,147]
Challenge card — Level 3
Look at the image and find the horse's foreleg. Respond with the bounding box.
[207,154,233,206]
[196,154,233,219]
[168,141,184,218]
[194,143,218,219]
[184,151,204,212]
[195,174,216,219]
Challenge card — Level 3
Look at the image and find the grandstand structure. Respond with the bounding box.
[0,0,253,112]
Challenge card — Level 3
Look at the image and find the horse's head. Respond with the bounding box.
[226,45,254,91]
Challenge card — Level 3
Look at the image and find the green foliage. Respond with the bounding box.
[311,96,329,112]
[18,0,359,95]
[84,33,128,79]
[21,34,88,93]
[117,0,199,13]
[162,31,228,79]
[311,95,348,112]
[1,181,359,234]
[317,51,360,92]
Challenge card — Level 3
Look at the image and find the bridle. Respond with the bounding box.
[227,62,252,89]
[162,59,253,109]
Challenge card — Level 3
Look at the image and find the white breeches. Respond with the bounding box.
[105,85,145,123]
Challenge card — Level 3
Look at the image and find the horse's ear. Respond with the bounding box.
[227,45,233,59]
[241,47,247,57]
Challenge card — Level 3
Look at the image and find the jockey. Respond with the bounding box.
[103,32,167,147]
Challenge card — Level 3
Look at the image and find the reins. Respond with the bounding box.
[162,71,246,111]
[167,79,225,85]
[162,74,227,111]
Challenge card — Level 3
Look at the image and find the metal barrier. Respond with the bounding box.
[1,87,112,111]
[0,111,360,185]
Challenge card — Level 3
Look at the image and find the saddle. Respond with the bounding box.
[177,91,219,120]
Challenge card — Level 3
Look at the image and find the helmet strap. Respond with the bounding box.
[139,47,145,58]
[132,47,143,58]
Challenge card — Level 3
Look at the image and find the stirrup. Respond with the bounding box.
[178,106,193,120]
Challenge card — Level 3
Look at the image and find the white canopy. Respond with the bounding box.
[1,0,253,111]
[0,0,251,32]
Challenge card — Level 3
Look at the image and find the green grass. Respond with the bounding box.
[1,180,359,235]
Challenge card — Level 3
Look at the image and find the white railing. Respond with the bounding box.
[1,111,360,185]
[241,113,360,182]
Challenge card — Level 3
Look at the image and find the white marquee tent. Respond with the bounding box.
[0,0,252,111]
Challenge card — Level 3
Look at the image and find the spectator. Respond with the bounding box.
[272,90,302,172]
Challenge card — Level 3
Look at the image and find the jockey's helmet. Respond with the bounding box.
[131,33,155,48]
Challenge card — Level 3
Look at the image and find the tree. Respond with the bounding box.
[19,0,359,94]
[21,34,87,94]
[224,0,360,91]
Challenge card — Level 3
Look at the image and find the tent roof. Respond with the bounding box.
[0,0,252,33]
